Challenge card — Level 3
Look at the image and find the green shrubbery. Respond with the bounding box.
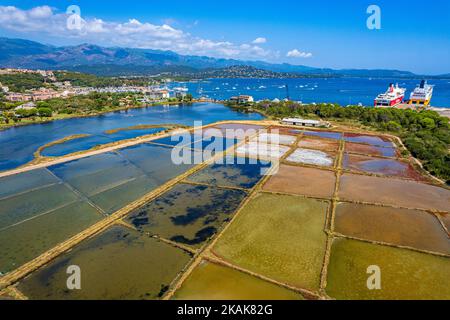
[0,73,47,92]
[0,92,143,126]
[54,72,156,88]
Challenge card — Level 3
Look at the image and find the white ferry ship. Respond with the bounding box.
[374,83,406,107]
[408,80,434,106]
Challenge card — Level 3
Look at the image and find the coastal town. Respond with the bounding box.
[0,68,193,124]
[0,68,189,102]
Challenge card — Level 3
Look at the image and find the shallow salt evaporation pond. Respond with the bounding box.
[303,131,342,140]
[18,226,192,300]
[173,261,304,300]
[186,156,271,189]
[126,183,248,248]
[326,238,450,300]
[0,168,104,274]
[345,141,397,158]
[0,142,208,274]
[344,133,393,148]
[250,133,297,146]
[48,144,201,214]
[343,154,425,180]
[339,173,450,212]
[213,193,329,292]
[263,164,336,199]
[297,136,339,152]
[0,201,102,274]
[286,148,335,167]
[334,203,450,255]
[236,142,290,159]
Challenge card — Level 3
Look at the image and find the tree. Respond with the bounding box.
[38,107,53,117]
[184,93,193,102]
[420,117,436,130]
[386,121,402,132]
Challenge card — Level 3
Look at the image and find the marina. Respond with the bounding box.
[168,78,450,107]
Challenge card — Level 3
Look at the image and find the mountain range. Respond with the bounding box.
[0,37,446,78]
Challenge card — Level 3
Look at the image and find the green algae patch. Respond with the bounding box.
[335,203,450,255]
[17,226,192,300]
[0,201,102,274]
[126,183,248,248]
[173,261,304,300]
[326,238,450,300]
[213,193,329,292]
[186,156,269,189]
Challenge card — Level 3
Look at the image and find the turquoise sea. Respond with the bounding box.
[170,78,450,107]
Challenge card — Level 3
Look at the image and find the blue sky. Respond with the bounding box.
[1,0,449,74]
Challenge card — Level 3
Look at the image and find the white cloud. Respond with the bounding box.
[0,5,59,32]
[252,37,267,44]
[287,49,312,58]
[29,6,53,19]
[0,5,277,61]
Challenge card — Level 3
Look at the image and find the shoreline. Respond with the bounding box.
[0,100,195,132]
[2,97,449,132]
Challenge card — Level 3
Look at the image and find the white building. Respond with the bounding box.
[173,87,189,99]
[281,118,331,128]
[230,95,254,104]
[0,82,9,93]
[15,102,37,111]
[145,88,170,100]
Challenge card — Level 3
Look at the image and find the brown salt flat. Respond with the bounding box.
[345,142,397,158]
[335,203,450,255]
[297,137,339,152]
[339,173,450,212]
[343,154,426,181]
[263,164,336,199]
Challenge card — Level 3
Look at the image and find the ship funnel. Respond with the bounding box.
[420,80,426,89]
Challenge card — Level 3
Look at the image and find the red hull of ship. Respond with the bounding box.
[374,96,404,107]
